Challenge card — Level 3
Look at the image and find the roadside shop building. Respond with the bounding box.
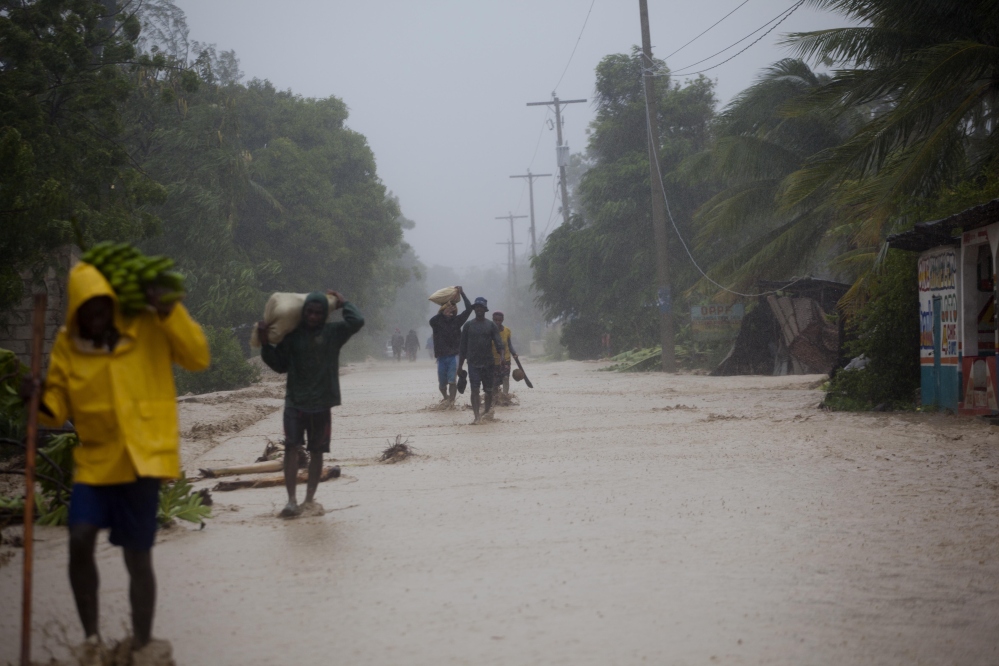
[886,199,999,414]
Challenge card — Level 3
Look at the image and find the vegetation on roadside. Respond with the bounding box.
[824,252,920,411]
[174,325,259,395]
[1,0,421,344]
[0,432,210,528]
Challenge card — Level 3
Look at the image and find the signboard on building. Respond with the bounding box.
[691,303,744,341]
[918,247,959,360]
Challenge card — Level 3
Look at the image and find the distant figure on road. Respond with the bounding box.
[426,335,434,359]
[429,287,472,403]
[258,291,363,518]
[391,329,404,361]
[405,329,420,361]
[491,311,518,396]
[458,297,504,424]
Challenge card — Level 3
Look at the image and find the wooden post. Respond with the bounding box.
[21,292,46,666]
[639,0,676,372]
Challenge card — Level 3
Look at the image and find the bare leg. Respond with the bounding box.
[281,446,300,516]
[439,383,448,400]
[484,390,494,415]
[448,382,457,403]
[122,548,156,650]
[69,523,101,639]
[471,390,481,422]
[303,451,324,504]
[503,376,510,394]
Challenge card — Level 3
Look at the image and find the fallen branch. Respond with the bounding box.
[212,465,341,491]
[198,460,283,479]
[380,435,413,463]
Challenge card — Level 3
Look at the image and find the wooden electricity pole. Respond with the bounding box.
[496,240,523,297]
[527,95,586,228]
[494,213,528,292]
[639,0,675,372]
[509,171,552,257]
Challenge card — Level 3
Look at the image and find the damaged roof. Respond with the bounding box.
[886,198,999,252]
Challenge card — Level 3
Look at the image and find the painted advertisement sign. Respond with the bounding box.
[918,248,959,359]
[691,303,744,341]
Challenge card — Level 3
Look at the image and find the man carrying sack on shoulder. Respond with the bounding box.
[258,291,363,518]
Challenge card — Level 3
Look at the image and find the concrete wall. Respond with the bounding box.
[0,248,78,369]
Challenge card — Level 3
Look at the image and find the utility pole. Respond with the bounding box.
[496,241,523,298]
[509,170,552,257]
[494,213,528,293]
[639,0,675,372]
[527,94,586,228]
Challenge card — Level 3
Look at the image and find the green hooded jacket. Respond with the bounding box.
[261,293,364,410]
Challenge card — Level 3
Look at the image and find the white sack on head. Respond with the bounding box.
[428,286,460,306]
[249,292,340,348]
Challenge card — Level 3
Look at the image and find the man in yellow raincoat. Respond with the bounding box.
[29,262,209,666]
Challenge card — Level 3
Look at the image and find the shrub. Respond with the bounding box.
[175,325,259,395]
[825,251,920,410]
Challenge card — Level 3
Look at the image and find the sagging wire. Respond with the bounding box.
[553,0,598,94]
[663,0,751,61]
[640,75,808,298]
[654,0,804,79]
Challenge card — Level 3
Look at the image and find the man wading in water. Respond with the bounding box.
[258,291,363,517]
[24,262,210,666]
[458,297,504,424]
[428,286,472,403]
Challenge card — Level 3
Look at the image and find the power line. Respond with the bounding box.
[663,0,750,61]
[667,0,804,77]
[640,78,806,299]
[553,0,597,93]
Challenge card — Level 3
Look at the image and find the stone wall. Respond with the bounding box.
[0,248,78,369]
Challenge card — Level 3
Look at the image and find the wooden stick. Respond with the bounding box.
[21,292,46,666]
[213,465,340,491]
[198,459,283,478]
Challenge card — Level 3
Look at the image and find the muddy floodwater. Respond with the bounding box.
[2,360,999,665]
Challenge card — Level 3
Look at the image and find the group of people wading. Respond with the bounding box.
[428,287,518,425]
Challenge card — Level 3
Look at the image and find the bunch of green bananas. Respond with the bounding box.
[80,242,186,316]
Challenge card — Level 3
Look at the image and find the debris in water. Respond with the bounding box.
[212,466,340,491]
[380,435,414,463]
[255,438,284,462]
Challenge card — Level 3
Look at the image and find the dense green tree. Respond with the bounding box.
[0,0,161,311]
[533,50,716,357]
[784,0,999,246]
[678,59,857,296]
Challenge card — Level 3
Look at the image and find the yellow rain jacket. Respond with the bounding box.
[40,263,210,485]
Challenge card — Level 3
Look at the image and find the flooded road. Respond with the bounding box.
[3,359,999,665]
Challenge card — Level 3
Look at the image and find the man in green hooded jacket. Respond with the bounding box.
[257,290,363,517]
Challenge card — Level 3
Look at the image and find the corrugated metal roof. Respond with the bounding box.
[886,198,999,252]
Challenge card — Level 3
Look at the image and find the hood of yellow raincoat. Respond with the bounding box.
[66,262,119,332]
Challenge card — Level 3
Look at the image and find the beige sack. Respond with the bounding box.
[428,286,460,306]
[249,292,339,348]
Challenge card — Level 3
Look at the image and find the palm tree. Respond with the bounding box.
[782,0,999,247]
[679,59,856,296]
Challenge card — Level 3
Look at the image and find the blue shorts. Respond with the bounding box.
[68,478,161,551]
[468,364,494,393]
[437,355,458,386]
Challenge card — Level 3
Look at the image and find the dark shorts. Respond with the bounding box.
[284,407,332,453]
[68,478,161,551]
[495,360,511,382]
[468,364,494,393]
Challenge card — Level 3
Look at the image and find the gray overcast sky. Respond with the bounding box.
[173,1,850,273]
